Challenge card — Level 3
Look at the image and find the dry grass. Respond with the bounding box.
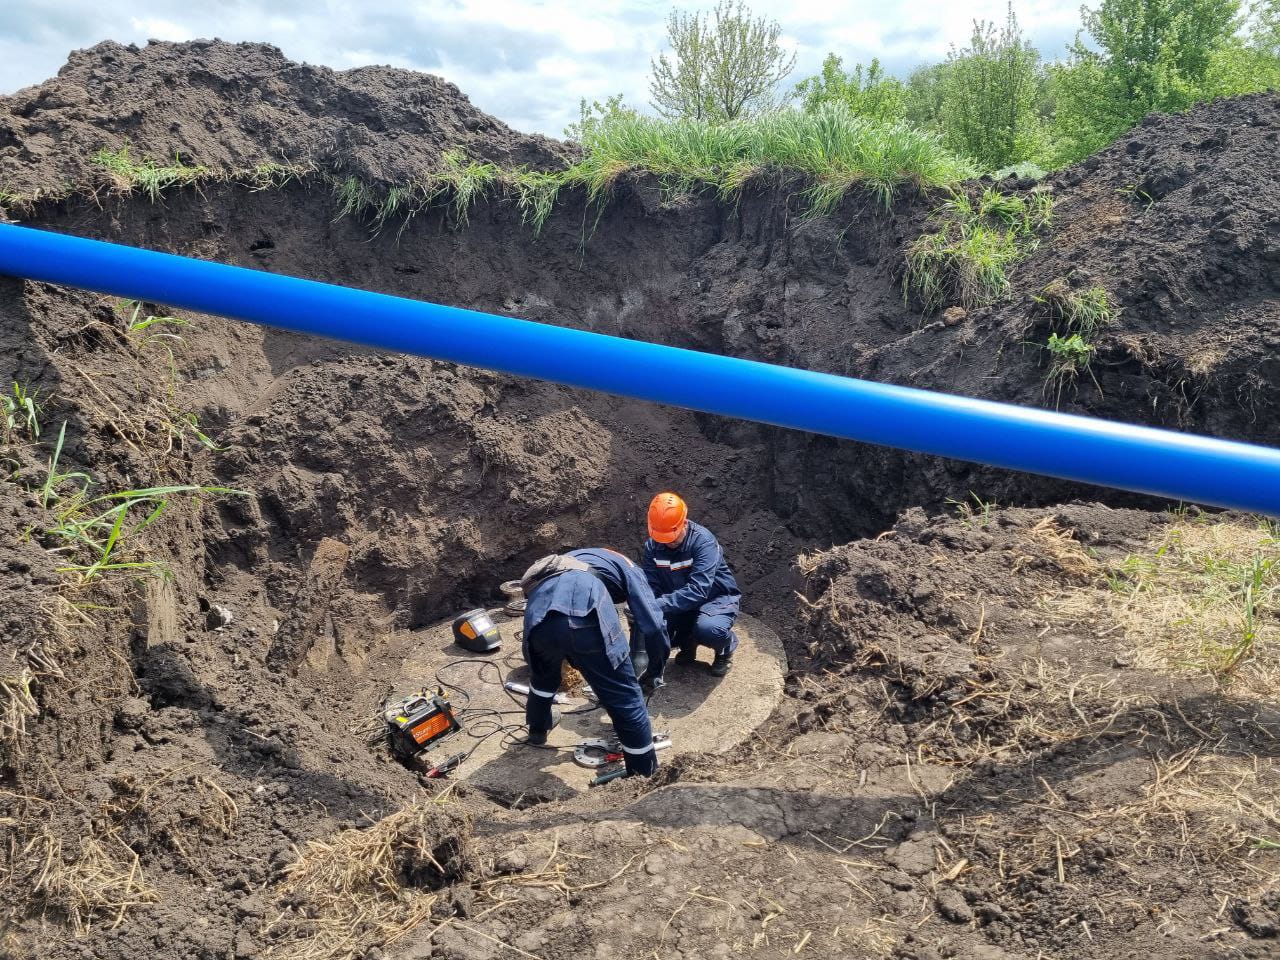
[262,800,472,960]
[1087,517,1278,697]
[11,827,157,935]
[0,663,39,761]
[1017,517,1100,582]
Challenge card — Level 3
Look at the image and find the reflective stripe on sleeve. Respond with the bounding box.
[621,741,654,755]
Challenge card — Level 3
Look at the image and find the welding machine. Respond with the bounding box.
[452,608,502,653]
[384,692,462,762]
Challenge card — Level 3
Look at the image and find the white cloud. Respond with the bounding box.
[4,1,1087,136]
[128,16,192,43]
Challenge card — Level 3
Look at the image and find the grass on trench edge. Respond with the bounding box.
[79,104,976,237]
[1052,514,1280,696]
[903,186,1053,313]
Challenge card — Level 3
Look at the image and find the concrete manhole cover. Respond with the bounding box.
[390,611,786,802]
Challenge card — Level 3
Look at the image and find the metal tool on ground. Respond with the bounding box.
[384,691,463,763]
[589,766,631,787]
[499,580,526,616]
[452,608,502,653]
[503,680,569,704]
[421,751,468,779]
[574,732,672,768]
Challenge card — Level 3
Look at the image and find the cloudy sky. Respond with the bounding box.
[2,1,1086,136]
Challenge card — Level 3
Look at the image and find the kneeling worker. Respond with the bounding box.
[642,492,742,677]
[520,548,670,777]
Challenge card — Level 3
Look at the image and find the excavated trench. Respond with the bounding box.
[3,68,1280,958]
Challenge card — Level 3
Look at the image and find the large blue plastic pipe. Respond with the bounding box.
[1,223,1278,515]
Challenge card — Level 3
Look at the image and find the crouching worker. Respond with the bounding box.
[520,549,669,777]
[643,492,742,677]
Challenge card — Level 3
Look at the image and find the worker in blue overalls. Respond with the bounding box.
[520,548,670,777]
[641,492,742,677]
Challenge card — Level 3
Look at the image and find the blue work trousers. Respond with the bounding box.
[667,610,738,657]
[524,612,657,776]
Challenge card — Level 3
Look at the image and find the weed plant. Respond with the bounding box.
[38,423,242,583]
[2,382,41,443]
[904,187,1052,312]
[1036,280,1118,399]
[93,148,209,201]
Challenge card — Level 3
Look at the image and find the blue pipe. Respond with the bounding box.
[1,223,1278,516]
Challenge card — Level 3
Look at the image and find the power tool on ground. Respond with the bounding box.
[384,691,462,763]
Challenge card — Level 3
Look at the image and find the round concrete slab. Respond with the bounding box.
[389,610,786,803]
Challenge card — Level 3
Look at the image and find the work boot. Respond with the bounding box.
[526,707,561,746]
[673,646,697,666]
[709,652,733,677]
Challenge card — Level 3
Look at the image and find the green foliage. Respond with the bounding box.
[93,147,209,201]
[564,94,639,142]
[510,169,563,235]
[902,64,949,129]
[37,422,242,583]
[993,161,1049,180]
[1050,0,1245,164]
[1036,279,1116,399]
[1203,2,1280,96]
[935,5,1047,170]
[794,55,907,122]
[904,187,1052,312]
[2,383,41,444]
[429,149,501,227]
[649,1,797,122]
[1045,332,1096,388]
[564,103,977,215]
[1035,279,1119,338]
[333,177,378,221]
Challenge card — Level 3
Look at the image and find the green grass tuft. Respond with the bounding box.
[562,103,977,216]
[903,186,1051,313]
[2,382,41,444]
[1035,280,1118,401]
[1036,280,1118,340]
[430,149,501,227]
[38,422,243,583]
[509,169,563,236]
[93,147,209,202]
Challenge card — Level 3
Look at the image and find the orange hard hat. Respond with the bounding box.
[647,492,688,544]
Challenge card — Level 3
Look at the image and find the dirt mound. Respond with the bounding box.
[871,93,1280,445]
[0,39,572,200]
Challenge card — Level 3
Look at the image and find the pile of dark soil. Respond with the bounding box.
[1,41,1278,960]
[0,39,572,200]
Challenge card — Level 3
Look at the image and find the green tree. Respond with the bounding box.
[902,63,949,129]
[935,5,1046,170]
[1051,0,1243,162]
[649,1,797,122]
[564,94,638,142]
[1204,0,1280,94]
[794,55,907,121]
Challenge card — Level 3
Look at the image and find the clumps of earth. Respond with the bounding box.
[0,40,1277,960]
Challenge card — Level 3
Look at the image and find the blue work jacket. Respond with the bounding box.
[571,547,671,669]
[642,521,741,619]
